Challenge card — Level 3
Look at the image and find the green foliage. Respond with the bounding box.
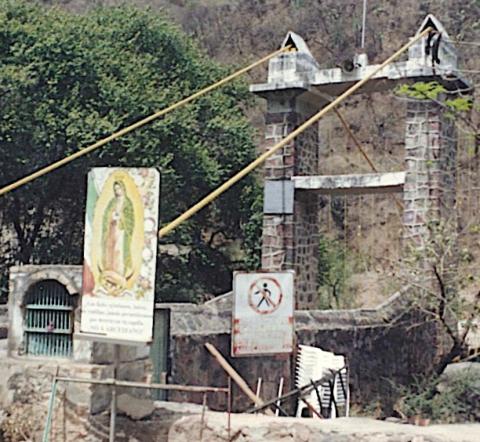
[317,236,354,309]
[240,181,263,270]
[0,1,261,302]
[445,96,474,112]
[392,371,480,423]
[396,81,473,113]
[396,81,447,100]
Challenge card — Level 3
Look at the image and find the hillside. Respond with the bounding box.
[39,0,480,306]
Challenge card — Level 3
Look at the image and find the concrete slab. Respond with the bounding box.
[293,172,405,195]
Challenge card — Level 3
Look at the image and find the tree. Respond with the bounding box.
[0,1,261,302]
[317,236,353,309]
[395,81,479,372]
[401,219,480,375]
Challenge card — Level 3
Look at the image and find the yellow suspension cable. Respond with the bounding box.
[159,28,432,238]
[334,109,378,172]
[0,46,291,197]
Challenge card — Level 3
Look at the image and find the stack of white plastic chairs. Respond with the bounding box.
[295,344,349,418]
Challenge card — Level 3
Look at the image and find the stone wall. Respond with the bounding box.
[7,265,150,365]
[1,265,152,424]
[7,265,90,360]
[165,291,449,414]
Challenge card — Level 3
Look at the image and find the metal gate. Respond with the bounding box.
[150,308,170,400]
[24,280,74,357]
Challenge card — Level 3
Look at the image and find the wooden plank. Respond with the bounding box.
[205,342,274,416]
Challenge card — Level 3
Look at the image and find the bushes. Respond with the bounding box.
[392,365,480,423]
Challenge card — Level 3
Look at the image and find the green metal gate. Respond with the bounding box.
[150,308,170,400]
[24,280,75,357]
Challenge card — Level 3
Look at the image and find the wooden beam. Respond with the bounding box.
[205,342,274,416]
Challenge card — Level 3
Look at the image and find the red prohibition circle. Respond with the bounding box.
[248,277,283,315]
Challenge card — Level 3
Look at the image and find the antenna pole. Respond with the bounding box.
[361,0,367,48]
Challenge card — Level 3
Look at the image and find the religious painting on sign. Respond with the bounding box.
[81,168,160,344]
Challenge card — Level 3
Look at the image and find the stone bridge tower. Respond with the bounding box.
[251,15,470,310]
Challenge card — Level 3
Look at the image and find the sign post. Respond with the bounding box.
[78,167,160,442]
[79,167,160,344]
[109,344,119,442]
[232,271,294,357]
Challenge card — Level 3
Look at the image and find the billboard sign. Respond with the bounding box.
[80,168,160,344]
[232,271,294,357]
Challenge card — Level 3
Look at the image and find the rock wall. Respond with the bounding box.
[165,290,450,413]
[0,264,154,438]
[0,267,452,420]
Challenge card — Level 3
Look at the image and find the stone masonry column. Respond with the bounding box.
[403,98,457,247]
[262,92,320,309]
[403,97,459,366]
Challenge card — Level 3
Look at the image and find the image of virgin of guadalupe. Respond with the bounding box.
[99,180,135,296]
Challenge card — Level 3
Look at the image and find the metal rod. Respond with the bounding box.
[327,376,339,418]
[54,376,228,393]
[62,389,67,442]
[42,367,60,442]
[361,0,367,48]
[255,378,262,398]
[333,108,404,213]
[300,397,323,419]
[275,377,284,417]
[200,392,207,441]
[227,377,231,441]
[246,370,340,414]
[255,378,262,415]
[270,402,289,417]
[109,344,120,442]
[311,379,324,416]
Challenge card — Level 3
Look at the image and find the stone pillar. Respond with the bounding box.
[403,98,457,247]
[262,92,320,309]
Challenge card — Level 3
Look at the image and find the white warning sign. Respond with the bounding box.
[232,271,294,357]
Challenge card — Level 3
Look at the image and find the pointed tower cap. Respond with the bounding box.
[281,31,315,58]
[416,14,452,41]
